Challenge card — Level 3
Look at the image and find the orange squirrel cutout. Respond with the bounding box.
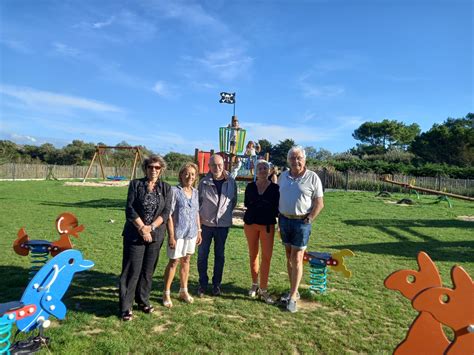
[385,252,474,355]
[384,252,450,354]
[13,212,84,257]
[413,266,474,355]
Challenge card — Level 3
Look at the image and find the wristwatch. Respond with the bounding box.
[151,223,156,232]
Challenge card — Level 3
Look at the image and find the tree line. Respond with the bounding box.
[1,113,472,178]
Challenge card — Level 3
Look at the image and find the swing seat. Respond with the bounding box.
[106,176,126,181]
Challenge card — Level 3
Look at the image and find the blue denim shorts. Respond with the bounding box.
[279,215,312,250]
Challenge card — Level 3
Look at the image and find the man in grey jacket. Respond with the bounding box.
[197,154,237,297]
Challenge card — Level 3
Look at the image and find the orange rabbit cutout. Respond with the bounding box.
[413,266,474,355]
[386,252,474,355]
[384,252,450,354]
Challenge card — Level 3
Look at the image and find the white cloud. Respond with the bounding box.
[336,115,364,128]
[150,0,223,30]
[93,16,115,29]
[152,81,176,98]
[301,83,345,98]
[0,38,31,53]
[49,42,147,89]
[190,81,218,90]
[149,1,252,82]
[0,84,123,113]
[245,122,331,144]
[11,133,37,143]
[52,42,81,58]
[75,10,156,42]
[186,46,253,81]
[300,111,318,123]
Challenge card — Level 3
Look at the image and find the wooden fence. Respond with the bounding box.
[313,168,473,197]
[0,163,472,196]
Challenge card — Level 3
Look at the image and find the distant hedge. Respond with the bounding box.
[311,160,473,179]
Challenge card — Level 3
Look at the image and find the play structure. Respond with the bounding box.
[303,249,355,293]
[83,145,143,182]
[195,93,270,181]
[381,176,474,207]
[385,252,473,354]
[13,213,84,279]
[0,250,94,354]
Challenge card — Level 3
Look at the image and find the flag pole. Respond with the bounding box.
[233,92,236,116]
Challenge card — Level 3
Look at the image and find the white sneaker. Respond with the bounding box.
[280,291,300,303]
[287,299,298,313]
[248,284,259,298]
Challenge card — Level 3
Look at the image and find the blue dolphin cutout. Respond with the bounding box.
[17,249,94,332]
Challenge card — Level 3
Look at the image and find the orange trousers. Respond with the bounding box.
[244,224,275,289]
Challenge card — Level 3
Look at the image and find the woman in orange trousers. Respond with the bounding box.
[243,159,280,304]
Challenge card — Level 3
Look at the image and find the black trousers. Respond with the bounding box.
[119,236,164,313]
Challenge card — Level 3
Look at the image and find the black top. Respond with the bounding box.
[243,182,280,225]
[122,178,172,242]
[213,178,225,196]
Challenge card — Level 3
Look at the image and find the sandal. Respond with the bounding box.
[121,310,133,321]
[258,289,274,304]
[179,288,194,304]
[138,303,155,314]
[163,290,173,308]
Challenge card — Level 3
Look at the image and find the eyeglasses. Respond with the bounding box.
[147,165,162,170]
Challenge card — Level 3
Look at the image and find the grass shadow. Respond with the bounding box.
[326,240,474,263]
[343,218,473,242]
[41,198,125,209]
[0,265,120,318]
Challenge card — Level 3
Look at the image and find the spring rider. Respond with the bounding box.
[304,249,355,293]
[13,213,84,278]
[0,249,94,354]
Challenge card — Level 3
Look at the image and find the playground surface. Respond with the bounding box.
[0,180,472,353]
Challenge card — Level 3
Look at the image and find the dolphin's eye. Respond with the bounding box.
[406,275,416,283]
[440,294,450,303]
[68,258,75,265]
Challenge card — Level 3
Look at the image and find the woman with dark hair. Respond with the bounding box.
[119,154,172,321]
[162,162,202,308]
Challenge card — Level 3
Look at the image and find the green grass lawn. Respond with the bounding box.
[0,180,472,353]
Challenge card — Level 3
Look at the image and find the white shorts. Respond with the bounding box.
[167,238,197,259]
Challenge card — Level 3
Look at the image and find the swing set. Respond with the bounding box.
[82,145,143,182]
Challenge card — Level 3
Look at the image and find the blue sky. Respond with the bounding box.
[0,0,472,155]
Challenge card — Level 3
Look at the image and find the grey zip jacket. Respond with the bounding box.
[198,173,237,227]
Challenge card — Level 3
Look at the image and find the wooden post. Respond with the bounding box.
[131,149,139,180]
[83,151,98,182]
[97,150,106,180]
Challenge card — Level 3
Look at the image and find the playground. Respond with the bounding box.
[0,180,472,353]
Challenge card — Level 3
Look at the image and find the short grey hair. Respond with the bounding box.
[287,146,306,162]
[256,159,270,170]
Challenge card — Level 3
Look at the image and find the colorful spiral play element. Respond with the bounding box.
[309,261,328,293]
[28,241,51,279]
[0,314,15,355]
